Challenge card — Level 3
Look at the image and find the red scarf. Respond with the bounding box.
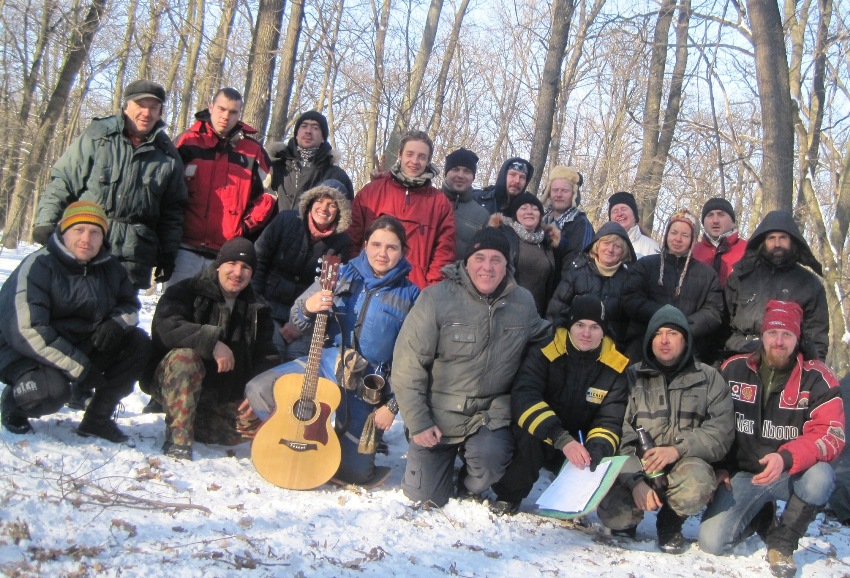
[308,213,336,242]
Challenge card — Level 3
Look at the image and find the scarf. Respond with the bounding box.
[307,213,336,242]
[389,160,437,189]
[705,226,737,248]
[593,258,621,278]
[503,215,545,244]
[543,206,579,229]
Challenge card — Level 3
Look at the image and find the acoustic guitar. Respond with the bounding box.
[251,255,343,490]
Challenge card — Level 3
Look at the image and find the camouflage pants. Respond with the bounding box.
[151,348,244,447]
[597,457,716,530]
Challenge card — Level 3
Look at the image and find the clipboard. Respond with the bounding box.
[535,455,628,520]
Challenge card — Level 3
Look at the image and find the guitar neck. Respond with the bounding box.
[301,312,329,401]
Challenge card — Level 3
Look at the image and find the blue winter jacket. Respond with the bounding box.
[291,251,420,370]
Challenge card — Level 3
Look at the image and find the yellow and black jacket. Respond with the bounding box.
[512,328,629,454]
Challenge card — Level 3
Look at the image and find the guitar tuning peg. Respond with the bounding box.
[317,258,323,263]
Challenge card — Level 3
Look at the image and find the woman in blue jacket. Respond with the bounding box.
[245,215,419,487]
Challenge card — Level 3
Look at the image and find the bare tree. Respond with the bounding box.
[176,0,205,130]
[527,0,576,194]
[138,0,167,80]
[365,0,391,174]
[2,0,108,248]
[242,0,287,136]
[745,0,794,211]
[268,0,305,140]
[383,0,443,165]
[427,0,470,140]
[632,0,690,233]
[112,0,139,110]
[195,0,237,109]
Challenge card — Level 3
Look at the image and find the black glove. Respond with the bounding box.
[92,319,124,353]
[32,225,54,245]
[154,264,174,283]
[586,440,610,473]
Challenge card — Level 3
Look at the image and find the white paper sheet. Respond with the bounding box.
[535,460,611,513]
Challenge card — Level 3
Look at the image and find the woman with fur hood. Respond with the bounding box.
[488,191,559,316]
[252,182,351,361]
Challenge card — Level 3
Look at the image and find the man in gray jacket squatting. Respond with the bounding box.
[392,227,551,507]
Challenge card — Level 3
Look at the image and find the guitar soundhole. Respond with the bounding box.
[293,399,317,422]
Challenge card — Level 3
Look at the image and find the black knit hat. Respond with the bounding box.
[465,227,510,264]
[215,237,257,270]
[294,111,329,141]
[444,148,479,176]
[608,191,640,222]
[124,79,166,103]
[506,192,545,221]
[567,295,608,334]
[701,198,736,223]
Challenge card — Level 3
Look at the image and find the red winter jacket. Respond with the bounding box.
[721,351,845,475]
[348,175,456,289]
[692,231,746,288]
[175,113,276,253]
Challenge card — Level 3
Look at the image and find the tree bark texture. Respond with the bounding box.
[242,0,286,137]
[268,0,305,141]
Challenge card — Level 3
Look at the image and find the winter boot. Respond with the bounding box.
[765,495,820,578]
[456,467,485,503]
[66,387,93,410]
[656,502,687,554]
[1,386,32,434]
[76,389,132,446]
[162,440,193,461]
[489,499,521,517]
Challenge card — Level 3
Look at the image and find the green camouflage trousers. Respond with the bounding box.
[597,457,716,530]
[151,348,244,447]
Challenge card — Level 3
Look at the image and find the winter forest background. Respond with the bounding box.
[0,0,848,370]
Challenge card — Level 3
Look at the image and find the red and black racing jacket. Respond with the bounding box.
[720,350,844,475]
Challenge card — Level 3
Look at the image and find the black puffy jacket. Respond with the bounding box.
[252,187,351,322]
[0,233,140,383]
[621,252,723,360]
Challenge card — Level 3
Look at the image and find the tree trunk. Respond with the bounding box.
[268,0,305,141]
[177,0,205,130]
[112,0,138,111]
[427,0,470,139]
[0,0,53,225]
[242,0,287,138]
[746,0,795,211]
[383,0,443,165]
[527,0,576,195]
[195,0,236,110]
[632,0,690,234]
[2,0,107,249]
[138,0,166,80]
[365,0,391,174]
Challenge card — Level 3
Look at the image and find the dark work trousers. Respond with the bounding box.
[492,426,564,502]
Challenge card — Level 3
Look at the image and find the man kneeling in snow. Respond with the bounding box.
[141,238,278,461]
[0,201,150,444]
[699,301,845,578]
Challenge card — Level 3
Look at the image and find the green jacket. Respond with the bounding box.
[392,262,551,444]
[617,305,734,489]
[35,114,187,289]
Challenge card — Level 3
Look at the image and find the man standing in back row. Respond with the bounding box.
[440,148,488,260]
[33,80,188,289]
[267,110,354,211]
[170,87,276,285]
[347,130,455,289]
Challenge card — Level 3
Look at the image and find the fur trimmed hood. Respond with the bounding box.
[297,184,352,233]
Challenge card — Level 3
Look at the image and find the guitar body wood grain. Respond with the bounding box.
[251,374,342,490]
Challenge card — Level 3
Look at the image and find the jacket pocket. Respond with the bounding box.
[436,323,477,360]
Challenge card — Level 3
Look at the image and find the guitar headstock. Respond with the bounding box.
[319,254,342,292]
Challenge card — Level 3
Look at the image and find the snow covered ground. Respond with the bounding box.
[1,242,849,577]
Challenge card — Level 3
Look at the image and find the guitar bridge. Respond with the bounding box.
[280,440,318,452]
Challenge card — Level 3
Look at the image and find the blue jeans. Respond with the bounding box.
[243,348,381,484]
[699,462,835,555]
